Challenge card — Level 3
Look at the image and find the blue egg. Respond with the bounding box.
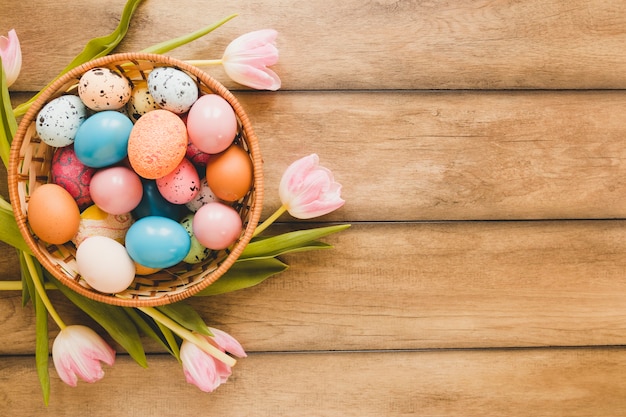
[125,216,191,268]
[74,111,133,167]
[132,179,187,221]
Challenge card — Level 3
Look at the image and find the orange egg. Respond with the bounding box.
[27,183,81,244]
[205,144,253,202]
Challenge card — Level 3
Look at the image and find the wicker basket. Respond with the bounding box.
[8,53,263,307]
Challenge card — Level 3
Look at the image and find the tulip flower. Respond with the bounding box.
[52,325,116,387]
[0,29,22,87]
[180,327,246,392]
[221,29,281,91]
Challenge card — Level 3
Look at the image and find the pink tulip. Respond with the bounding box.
[222,29,281,91]
[180,327,246,392]
[52,325,116,387]
[279,154,345,219]
[0,29,22,87]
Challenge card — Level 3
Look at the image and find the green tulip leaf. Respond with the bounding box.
[140,13,237,54]
[156,302,212,336]
[195,257,288,296]
[240,224,351,260]
[13,0,143,117]
[0,58,17,168]
[50,275,148,368]
[0,202,31,254]
[125,307,180,360]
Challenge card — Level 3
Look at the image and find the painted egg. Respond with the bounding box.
[192,202,242,250]
[156,158,200,204]
[27,183,81,244]
[185,177,220,212]
[74,111,134,167]
[125,216,191,268]
[78,67,132,111]
[186,140,211,167]
[36,95,87,147]
[187,94,237,154]
[76,236,136,293]
[180,214,210,264]
[50,146,96,211]
[128,109,188,178]
[133,179,187,220]
[90,166,143,215]
[72,205,133,246]
[205,144,253,202]
[147,67,198,114]
[134,262,162,276]
[126,81,160,122]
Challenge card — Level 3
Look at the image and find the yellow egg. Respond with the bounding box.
[27,184,81,244]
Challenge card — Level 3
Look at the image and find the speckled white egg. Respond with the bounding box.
[127,82,160,122]
[185,177,220,212]
[36,95,87,147]
[78,67,132,111]
[180,214,210,264]
[147,67,198,114]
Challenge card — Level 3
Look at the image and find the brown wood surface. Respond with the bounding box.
[3,0,626,415]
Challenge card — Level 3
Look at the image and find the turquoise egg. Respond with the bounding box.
[132,179,186,221]
[74,111,133,167]
[125,216,191,268]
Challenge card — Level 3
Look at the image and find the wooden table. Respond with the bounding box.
[3,1,626,415]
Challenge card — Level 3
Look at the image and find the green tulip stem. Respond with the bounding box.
[138,307,236,367]
[0,280,56,291]
[252,204,287,238]
[185,59,223,67]
[23,253,66,330]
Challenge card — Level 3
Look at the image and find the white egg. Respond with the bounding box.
[147,67,198,114]
[185,177,220,212]
[76,236,136,293]
[36,95,87,147]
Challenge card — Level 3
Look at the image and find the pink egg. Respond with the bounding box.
[192,202,242,250]
[186,94,237,154]
[186,140,210,166]
[90,166,143,214]
[156,158,201,204]
[51,146,96,211]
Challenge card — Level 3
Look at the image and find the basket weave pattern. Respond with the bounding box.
[8,53,264,307]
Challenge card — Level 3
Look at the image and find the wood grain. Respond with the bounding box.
[3,221,626,355]
[3,0,626,91]
[3,348,626,417]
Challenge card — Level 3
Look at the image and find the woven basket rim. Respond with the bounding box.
[8,52,264,307]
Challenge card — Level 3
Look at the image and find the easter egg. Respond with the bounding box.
[90,166,143,215]
[205,144,253,202]
[187,94,237,154]
[76,236,136,293]
[147,67,198,114]
[74,111,134,167]
[133,179,187,220]
[36,95,87,147]
[180,214,210,264]
[185,177,220,212]
[126,81,160,122]
[78,68,132,111]
[27,184,81,244]
[50,146,96,211]
[72,205,133,246]
[156,158,200,204]
[125,216,191,268]
[192,202,242,250]
[127,109,188,179]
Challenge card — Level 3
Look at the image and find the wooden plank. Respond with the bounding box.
[3,221,626,355]
[3,0,626,91]
[7,90,626,221]
[3,348,626,416]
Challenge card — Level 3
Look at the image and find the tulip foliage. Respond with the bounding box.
[0,0,349,404]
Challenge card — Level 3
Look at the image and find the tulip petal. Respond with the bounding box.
[0,29,22,87]
[208,327,247,358]
[180,340,221,392]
